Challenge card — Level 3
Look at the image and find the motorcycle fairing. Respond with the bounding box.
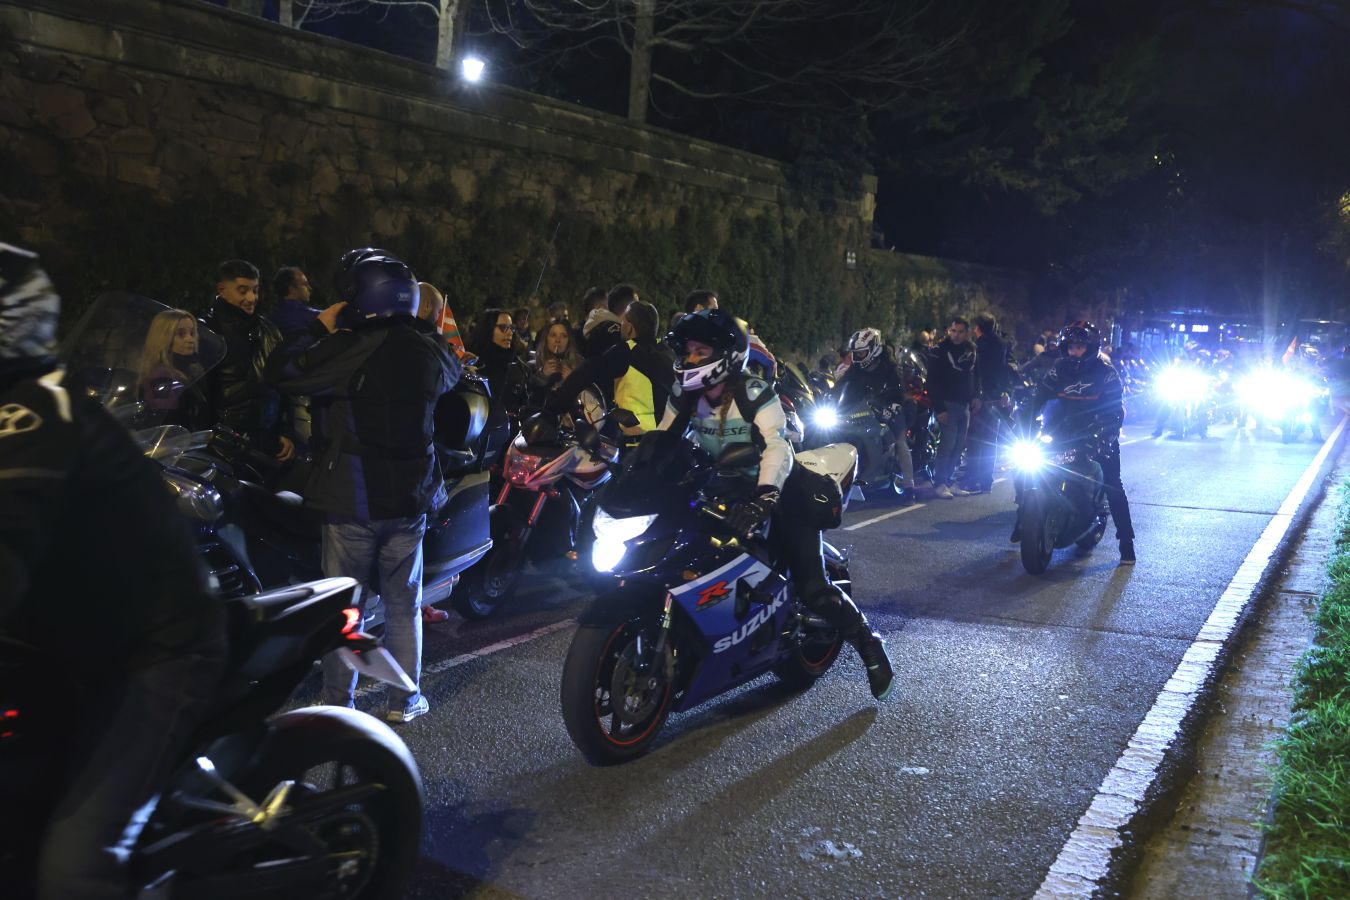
[667,552,792,710]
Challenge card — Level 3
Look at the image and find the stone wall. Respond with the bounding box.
[0,0,1026,356]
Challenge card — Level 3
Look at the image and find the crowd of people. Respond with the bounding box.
[0,237,1148,898]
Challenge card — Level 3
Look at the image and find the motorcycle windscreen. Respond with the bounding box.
[60,291,226,432]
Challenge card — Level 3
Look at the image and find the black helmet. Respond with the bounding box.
[1058,320,1101,368]
[333,247,392,302]
[345,254,419,322]
[664,308,748,392]
[0,244,60,379]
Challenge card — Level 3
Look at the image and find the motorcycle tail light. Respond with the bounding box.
[505,448,548,484]
[340,607,361,635]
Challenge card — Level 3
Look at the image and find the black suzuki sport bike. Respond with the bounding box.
[1,577,424,899]
[1008,399,1110,574]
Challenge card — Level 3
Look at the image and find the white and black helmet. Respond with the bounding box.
[847,327,884,370]
[665,308,748,392]
[0,244,60,378]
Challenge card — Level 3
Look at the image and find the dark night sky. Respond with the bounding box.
[219,1,1350,317]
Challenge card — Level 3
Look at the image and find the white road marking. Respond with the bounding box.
[1035,414,1346,898]
[843,478,1007,532]
[354,619,575,699]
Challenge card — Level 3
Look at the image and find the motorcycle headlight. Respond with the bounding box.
[812,406,840,429]
[504,447,548,484]
[590,509,658,573]
[1010,440,1047,472]
[1156,366,1211,404]
[162,471,223,523]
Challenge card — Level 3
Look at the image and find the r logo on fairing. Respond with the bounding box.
[713,593,785,653]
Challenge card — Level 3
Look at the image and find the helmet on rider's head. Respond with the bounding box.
[346,254,419,322]
[665,308,749,392]
[1057,321,1101,368]
[333,247,392,302]
[0,244,60,380]
[847,327,884,370]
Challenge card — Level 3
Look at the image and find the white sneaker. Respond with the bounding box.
[934,484,954,499]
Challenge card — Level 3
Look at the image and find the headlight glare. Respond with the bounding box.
[590,509,658,573]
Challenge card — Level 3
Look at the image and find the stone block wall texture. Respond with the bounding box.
[0,0,1031,356]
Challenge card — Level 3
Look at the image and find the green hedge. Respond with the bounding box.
[1255,480,1350,898]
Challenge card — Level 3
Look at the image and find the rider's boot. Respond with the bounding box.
[804,588,896,700]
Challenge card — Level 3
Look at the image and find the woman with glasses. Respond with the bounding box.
[466,307,529,416]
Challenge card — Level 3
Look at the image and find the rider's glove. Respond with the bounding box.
[726,486,780,538]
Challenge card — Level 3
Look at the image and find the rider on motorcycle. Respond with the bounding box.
[657,309,896,699]
[1022,321,1136,565]
[837,327,920,503]
[0,245,226,899]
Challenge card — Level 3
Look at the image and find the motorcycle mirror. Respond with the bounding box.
[611,408,640,429]
[714,442,759,470]
[576,421,602,453]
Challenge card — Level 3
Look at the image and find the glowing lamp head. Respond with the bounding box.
[461,56,486,83]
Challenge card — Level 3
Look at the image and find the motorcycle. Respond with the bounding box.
[561,436,858,765]
[1,576,423,899]
[452,401,627,619]
[1235,365,1329,442]
[802,380,908,497]
[199,373,496,605]
[1152,363,1214,438]
[61,292,493,614]
[1009,399,1110,574]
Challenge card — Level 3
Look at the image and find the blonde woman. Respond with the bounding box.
[138,309,207,427]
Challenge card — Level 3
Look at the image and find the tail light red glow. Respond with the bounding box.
[340,607,361,634]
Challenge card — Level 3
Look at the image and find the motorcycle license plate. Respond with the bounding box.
[336,646,417,694]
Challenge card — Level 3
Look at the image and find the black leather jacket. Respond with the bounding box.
[0,366,221,669]
[202,297,284,445]
[1033,353,1125,435]
[266,317,461,520]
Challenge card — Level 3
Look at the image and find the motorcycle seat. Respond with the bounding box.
[797,443,860,494]
[236,577,360,620]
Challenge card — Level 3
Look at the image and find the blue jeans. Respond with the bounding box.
[933,401,970,487]
[37,641,225,900]
[320,515,426,714]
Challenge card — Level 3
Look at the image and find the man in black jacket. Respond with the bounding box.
[0,246,224,899]
[926,317,978,497]
[963,313,1011,493]
[545,299,673,436]
[1027,321,1136,564]
[266,253,461,722]
[203,259,295,463]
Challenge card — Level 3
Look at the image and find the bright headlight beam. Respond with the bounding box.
[1010,440,1046,472]
[590,510,657,573]
[812,406,839,429]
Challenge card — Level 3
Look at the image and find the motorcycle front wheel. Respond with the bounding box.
[453,513,525,619]
[560,619,674,765]
[1019,496,1053,574]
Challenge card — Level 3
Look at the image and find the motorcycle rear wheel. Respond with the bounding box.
[234,712,424,900]
[560,619,674,766]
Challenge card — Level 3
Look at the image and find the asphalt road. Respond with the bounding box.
[296,417,1337,899]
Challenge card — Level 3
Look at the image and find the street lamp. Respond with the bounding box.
[461,56,485,83]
